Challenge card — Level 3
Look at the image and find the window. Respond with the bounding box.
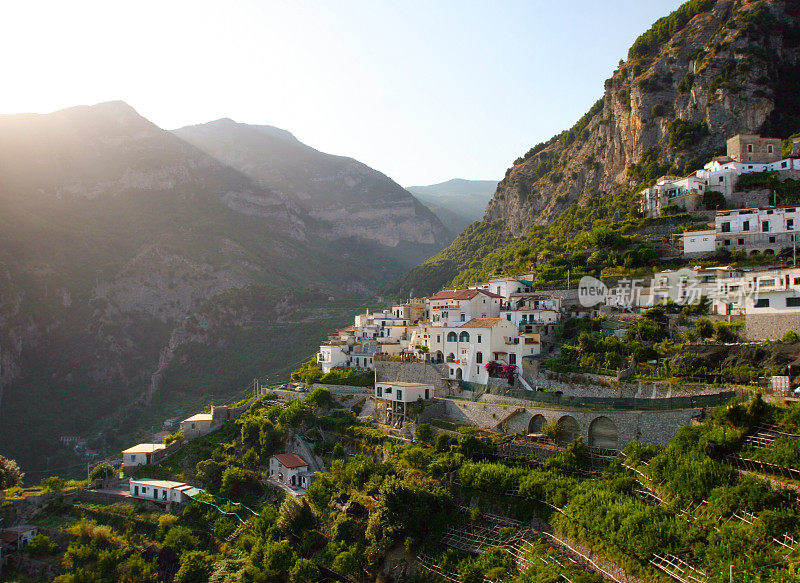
[738,239,744,245]
[721,222,731,232]
[447,332,457,342]
[794,277,800,285]
[789,219,795,231]
[460,313,466,321]
[424,389,430,399]
[385,387,392,394]
[767,210,774,215]
[742,220,750,231]
[506,314,512,321]
[724,239,731,246]
[436,334,440,343]
[748,144,754,153]
[768,145,774,153]
[141,487,147,493]
[754,298,770,308]
[783,161,789,169]
[477,335,482,343]
[769,236,776,243]
[762,221,770,232]
[131,454,136,462]
[759,279,776,287]
[377,386,382,397]
[509,354,516,364]
[476,351,483,363]
[458,331,470,342]
[162,490,167,500]
[719,176,724,183]
[787,297,800,307]
[396,389,403,400]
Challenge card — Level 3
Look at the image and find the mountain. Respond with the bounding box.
[173,119,450,266]
[406,179,497,234]
[0,102,446,472]
[391,0,800,296]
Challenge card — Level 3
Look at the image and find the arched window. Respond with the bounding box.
[446,332,457,342]
[458,331,470,342]
[476,351,483,364]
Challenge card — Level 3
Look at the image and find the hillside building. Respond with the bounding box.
[129,479,198,504]
[122,443,166,468]
[374,381,434,428]
[715,206,798,255]
[269,453,314,489]
[727,134,782,164]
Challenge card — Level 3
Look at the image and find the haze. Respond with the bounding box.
[2,0,683,185]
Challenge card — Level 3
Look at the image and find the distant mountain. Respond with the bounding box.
[0,102,447,472]
[406,179,497,233]
[173,119,450,265]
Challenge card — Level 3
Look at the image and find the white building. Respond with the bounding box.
[268,453,314,489]
[715,206,799,255]
[418,317,538,383]
[129,479,198,503]
[122,443,166,468]
[714,267,800,315]
[373,381,434,428]
[682,229,717,255]
[428,289,503,327]
[470,276,535,301]
[640,174,706,217]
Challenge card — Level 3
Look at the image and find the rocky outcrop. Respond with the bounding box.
[485,0,800,236]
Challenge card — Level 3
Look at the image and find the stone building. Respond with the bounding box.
[727,134,782,164]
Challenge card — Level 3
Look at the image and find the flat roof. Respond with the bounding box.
[122,443,166,454]
[182,413,213,423]
[131,478,188,489]
[377,381,433,387]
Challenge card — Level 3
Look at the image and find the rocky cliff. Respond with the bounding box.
[486,0,800,236]
[391,0,800,297]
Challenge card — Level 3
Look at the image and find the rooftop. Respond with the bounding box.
[378,381,433,388]
[429,289,503,301]
[131,479,188,489]
[122,443,166,454]
[273,453,308,468]
[458,317,504,328]
[182,413,213,423]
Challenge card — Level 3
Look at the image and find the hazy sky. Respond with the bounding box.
[2,0,683,185]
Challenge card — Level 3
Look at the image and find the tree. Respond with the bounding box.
[163,526,199,554]
[40,476,65,493]
[703,190,726,210]
[165,430,184,446]
[695,317,714,339]
[242,447,259,470]
[304,387,333,411]
[195,459,225,491]
[89,462,115,482]
[415,423,434,443]
[26,534,60,556]
[0,455,23,489]
[276,497,317,540]
[289,558,319,583]
[174,550,214,583]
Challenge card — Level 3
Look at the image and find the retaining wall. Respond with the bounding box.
[375,361,449,394]
[434,398,700,447]
[745,313,800,341]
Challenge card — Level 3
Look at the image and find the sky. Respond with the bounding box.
[1,0,685,186]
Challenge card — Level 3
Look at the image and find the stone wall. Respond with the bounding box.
[745,313,800,341]
[435,397,700,447]
[311,383,372,394]
[375,361,449,394]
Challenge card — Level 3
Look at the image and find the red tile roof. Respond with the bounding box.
[273,453,308,468]
[458,318,503,328]
[429,289,503,301]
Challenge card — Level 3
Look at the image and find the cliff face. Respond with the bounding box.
[485,0,800,236]
[173,119,450,249]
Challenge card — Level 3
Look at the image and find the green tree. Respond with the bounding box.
[695,317,714,339]
[415,423,434,443]
[89,462,115,482]
[0,455,23,489]
[276,497,317,540]
[243,447,259,470]
[26,534,60,556]
[175,550,214,583]
[40,475,66,493]
[304,387,334,411]
[163,526,199,554]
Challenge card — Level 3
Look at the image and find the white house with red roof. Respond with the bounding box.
[428,288,503,327]
[269,453,315,489]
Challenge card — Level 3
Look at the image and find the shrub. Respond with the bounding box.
[415,423,434,443]
[26,534,60,556]
[165,430,184,446]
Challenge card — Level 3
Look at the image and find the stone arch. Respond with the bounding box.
[433,350,443,364]
[750,250,760,256]
[459,331,470,342]
[447,332,458,342]
[556,415,579,446]
[764,248,775,255]
[447,352,455,362]
[528,414,546,434]
[455,368,463,380]
[588,416,619,450]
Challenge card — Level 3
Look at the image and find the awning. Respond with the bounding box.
[518,279,535,288]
